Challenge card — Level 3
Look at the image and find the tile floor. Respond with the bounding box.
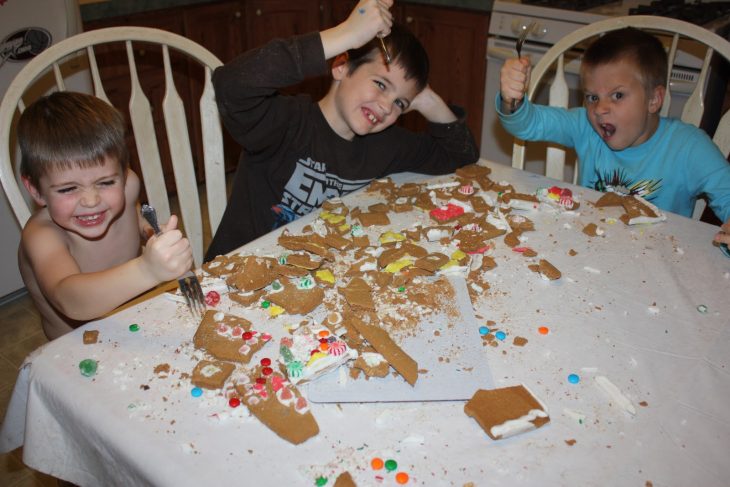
[0,292,56,486]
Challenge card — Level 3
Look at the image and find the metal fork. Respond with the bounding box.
[377,33,392,65]
[141,204,205,318]
[511,21,536,110]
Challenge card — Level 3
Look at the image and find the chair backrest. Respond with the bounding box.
[511,15,730,219]
[0,26,226,266]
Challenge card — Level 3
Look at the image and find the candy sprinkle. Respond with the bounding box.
[229,397,241,408]
[79,358,98,377]
[191,387,203,397]
[696,304,708,314]
[568,373,580,384]
[495,331,506,341]
[395,472,410,484]
[538,326,550,335]
[371,457,384,470]
[385,459,398,472]
[129,323,140,332]
[315,475,328,486]
[261,300,271,309]
[478,326,490,336]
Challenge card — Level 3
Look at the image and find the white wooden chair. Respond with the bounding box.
[0,26,226,266]
[512,15,730,219]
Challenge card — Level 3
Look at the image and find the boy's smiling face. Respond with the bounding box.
[24,156,127,239]
[323,53,421,140]
[582,58,664,151]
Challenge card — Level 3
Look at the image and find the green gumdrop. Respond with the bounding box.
[315,476,328,486]
[79,359,98,377]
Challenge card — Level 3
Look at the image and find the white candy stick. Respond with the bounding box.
[595,375,636,416]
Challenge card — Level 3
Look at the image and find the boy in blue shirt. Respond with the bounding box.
[205,0,479,260]
[498,27,730,246]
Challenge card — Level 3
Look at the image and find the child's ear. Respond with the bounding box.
[331,53,349,81]
[21,176,47,207]
[648,85,665,114]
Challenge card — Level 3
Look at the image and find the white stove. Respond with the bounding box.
[480,0,730,172]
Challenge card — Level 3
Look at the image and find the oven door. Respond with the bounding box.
[480,36,582,178]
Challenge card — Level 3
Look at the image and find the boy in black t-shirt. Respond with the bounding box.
[206,0,479,259]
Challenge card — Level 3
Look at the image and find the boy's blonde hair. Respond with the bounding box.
[581,27,667,94]
[18,91,129,187]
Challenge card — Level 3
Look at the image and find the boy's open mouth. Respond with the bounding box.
[599,123,616,138]
[75,212,105,227]
[363,108,381,125]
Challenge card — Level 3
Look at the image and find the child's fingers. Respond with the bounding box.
[160,214,178,233]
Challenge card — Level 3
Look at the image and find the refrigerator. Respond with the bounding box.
[0,0,91,300]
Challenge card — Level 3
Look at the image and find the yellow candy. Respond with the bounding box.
[329,214,346,225]
[337,223,351,233]
[320,211,345,225]
[307,351,328,366]
[379,231,406,245]
[451,249,467,261]
[384,257,413,273]
[268,304,285,317]
[315,269,335,284]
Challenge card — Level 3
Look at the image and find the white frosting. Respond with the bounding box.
[200,364,222,377]
[426,228,451,242]
[507,199,538,211]
[426,181,460,190]
[490,408,549,439]
[360,352,386,367]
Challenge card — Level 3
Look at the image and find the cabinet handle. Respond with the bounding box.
[256,8,261,16]
[406,16,413,23]
[138,48,146,56]
[234,10,241,18]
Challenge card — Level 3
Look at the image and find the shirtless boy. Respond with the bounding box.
[17,92,192,340]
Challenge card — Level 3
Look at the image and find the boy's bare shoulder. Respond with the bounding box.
[21,210,68,246]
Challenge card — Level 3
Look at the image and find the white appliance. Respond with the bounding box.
[0,0,91,301]
[481,0,730,179]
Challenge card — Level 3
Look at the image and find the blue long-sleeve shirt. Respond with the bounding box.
[497,95,730,222]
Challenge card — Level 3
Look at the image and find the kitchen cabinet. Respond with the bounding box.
[246,0,328,99]
[397,4,488,140]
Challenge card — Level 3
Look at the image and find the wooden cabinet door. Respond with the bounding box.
[398,5,489,139]
[246,0,328,99]
[184,1,246,174]
[323,0,358,28]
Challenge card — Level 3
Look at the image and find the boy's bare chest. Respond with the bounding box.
[70,213,141,273]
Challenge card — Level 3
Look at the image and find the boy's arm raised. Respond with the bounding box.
[22,216,192,321]
[407,85,457,124]
[499,57,531,112]
[320,0,393,59]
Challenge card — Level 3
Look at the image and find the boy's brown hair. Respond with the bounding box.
[345,23,429,91]
[581,27,668,93]
[18,91,129,187]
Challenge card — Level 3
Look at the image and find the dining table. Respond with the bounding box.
[1,158,729,487]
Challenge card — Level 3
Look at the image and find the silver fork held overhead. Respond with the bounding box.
[141,204,206,318]
[511,21,536,111]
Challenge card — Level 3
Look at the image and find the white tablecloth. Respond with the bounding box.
[2,160,729,486]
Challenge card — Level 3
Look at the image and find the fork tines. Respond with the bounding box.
[180,271,206,319]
